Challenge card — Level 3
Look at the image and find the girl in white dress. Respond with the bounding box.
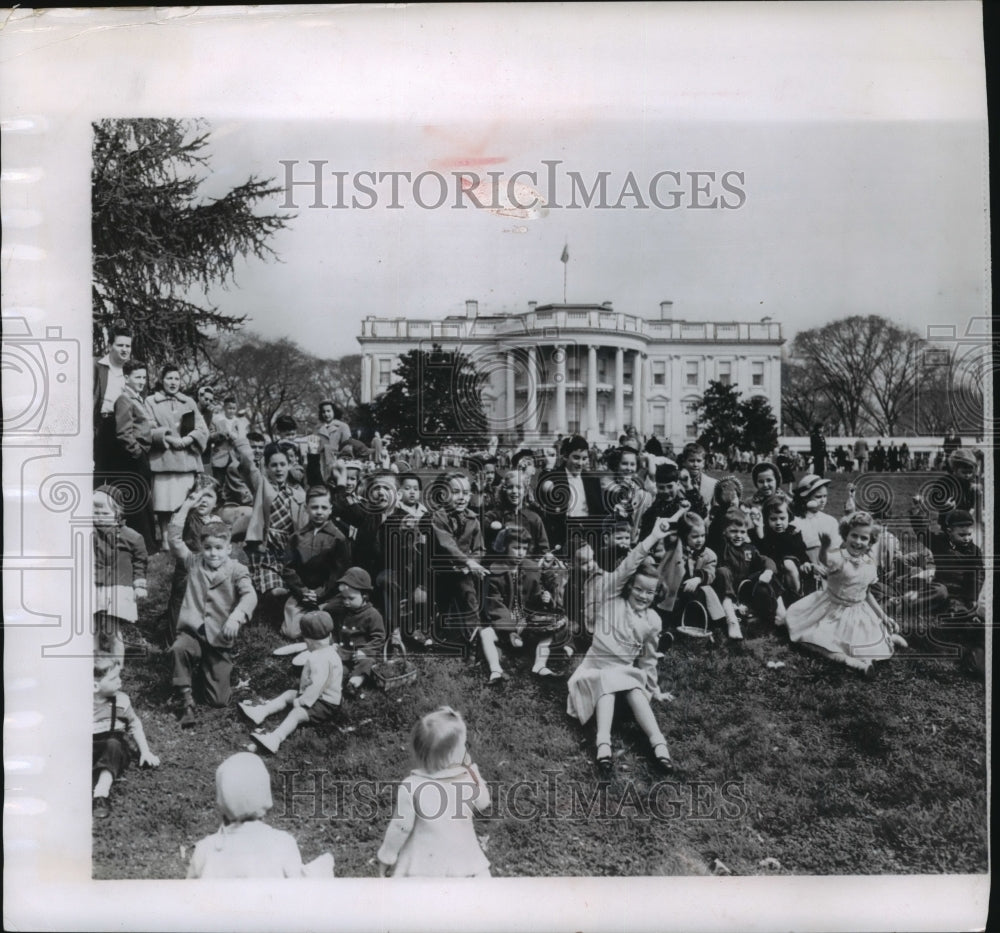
[786,511,907,676]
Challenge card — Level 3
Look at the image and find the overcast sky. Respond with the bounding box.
[2,2,989,367]
[199,115,987,359]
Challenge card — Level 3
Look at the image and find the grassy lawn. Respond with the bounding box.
[94,470,988,878]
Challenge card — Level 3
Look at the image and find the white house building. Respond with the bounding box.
[357,299,783,447]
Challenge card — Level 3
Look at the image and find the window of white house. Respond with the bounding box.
[684,399,699,438]
[752,361,765,386]
[378,359,392,386]
[653,361,666,386]
[718,360,732,386]
[598,357,607,381]
[652,404,666,436]
[685,360,699,386]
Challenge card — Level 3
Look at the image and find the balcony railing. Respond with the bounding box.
[360,312,783,342]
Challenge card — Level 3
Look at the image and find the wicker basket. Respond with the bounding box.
[372,634,419,691]
[674,600,712,640]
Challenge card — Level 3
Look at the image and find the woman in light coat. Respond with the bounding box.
[146,363,208,548]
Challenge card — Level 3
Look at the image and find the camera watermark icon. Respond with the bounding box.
[915,318,992,440]
[2,317,81,436]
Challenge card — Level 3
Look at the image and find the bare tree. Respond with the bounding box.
[210,334,317,433]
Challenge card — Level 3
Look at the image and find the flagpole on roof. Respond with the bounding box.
[560,242,569,303]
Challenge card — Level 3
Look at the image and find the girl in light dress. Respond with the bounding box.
[567,516,678,774]
[377,707,492,878]
[785,511,908,676]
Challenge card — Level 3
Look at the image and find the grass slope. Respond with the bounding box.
[93,471,988,878]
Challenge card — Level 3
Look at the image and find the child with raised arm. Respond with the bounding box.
[785,511,906,676]
[751,494,815,602]
[188,752,333,878]
[568,515,681,775]
[92,655,159,819]
[377,707,491,878]
[166,480,221,645]
[93,485,148,664]
[168,491,258,726]
[241,610,343,754]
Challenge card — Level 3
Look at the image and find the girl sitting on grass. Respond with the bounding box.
[567,515,679,775]
[377,707,492,877]
[785,511,907,676]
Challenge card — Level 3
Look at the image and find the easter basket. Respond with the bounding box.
[372,633,419,692]
[674,599,712,640]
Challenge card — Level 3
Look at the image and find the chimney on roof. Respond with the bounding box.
[659,300,673,320]
[465,299,478,319]
[602,301,613,309]
[528,300,537,311]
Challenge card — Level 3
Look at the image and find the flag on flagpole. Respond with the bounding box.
[560,244,569,264]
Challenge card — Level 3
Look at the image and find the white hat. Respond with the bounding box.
[216,752,273,821]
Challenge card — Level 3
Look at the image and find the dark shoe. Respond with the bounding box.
[596,742,613,778]
[486,671,508,686]
[93,796,111,819]
[179,704,196,728]
[652,742,674,773]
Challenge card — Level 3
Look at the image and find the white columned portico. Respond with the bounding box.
[637,352,649,436]
[586,345,598,435]
[614,346,625,436]
[506,350,516,427]
[555,344,567,432]
[361,355,372,404]
[526,345,539,433]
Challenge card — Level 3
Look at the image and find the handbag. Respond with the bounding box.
[372,632,419,691]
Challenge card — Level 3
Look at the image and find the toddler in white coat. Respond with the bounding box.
[377,707,491,877]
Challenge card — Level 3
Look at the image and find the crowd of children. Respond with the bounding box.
[92,385,987,877]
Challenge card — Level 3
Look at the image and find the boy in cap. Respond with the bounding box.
[929,511,985,659]
[241,610,344,754]
[323,567,386,694]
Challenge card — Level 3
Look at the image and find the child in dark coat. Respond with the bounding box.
[323,567,386,694]
[751,494,815,602]
[281,486,350,639]
[715,508,784,636]
[483,525,570,679]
